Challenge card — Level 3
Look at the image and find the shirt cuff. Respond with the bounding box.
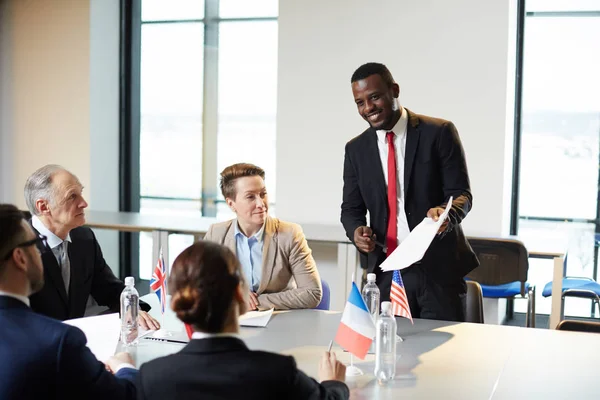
[114,363,137,373]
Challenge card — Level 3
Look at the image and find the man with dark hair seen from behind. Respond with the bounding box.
[23,164,159,330]
[341,62,479,321]
[0,204,138,400]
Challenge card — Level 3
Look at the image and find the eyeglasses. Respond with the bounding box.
[2,234,48,261]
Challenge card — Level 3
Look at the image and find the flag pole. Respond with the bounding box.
[344,272,364,376]
[153,248,172,338]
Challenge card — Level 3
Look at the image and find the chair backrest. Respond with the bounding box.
[314,279,330,310]
[465,280,484,323]
[556,319,600,333]
[466,237,529,295]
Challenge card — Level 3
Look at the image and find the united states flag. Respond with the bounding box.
[150,249,167,314]
[390,269,413,323]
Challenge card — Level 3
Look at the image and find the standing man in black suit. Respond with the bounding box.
[24,164,159,329]
[341,62,479,321]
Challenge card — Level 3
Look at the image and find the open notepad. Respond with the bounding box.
[64,313,121,362]
[143,308,275,344]
[239,308,274,327]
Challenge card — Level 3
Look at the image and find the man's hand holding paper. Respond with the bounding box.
[379,197,453,272]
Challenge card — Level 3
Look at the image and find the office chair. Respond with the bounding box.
[541,252,600,323]
[314,279,331,310]
[466,237,536,327]
[465,280,484,323]
[556,319,600,333]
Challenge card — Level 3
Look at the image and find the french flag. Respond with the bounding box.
[334,282,376,359]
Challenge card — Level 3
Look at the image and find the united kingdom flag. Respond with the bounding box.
[150,249,167,314]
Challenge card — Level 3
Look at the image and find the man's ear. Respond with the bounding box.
[10,248,29,274]
[36,199,50,215]
[392,83,400,99]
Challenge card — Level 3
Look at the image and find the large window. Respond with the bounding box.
[132,0,278,281]
[516,0,600,317]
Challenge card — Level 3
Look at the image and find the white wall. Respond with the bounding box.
[0,0,14,202]
[2,0,91,205]
[277,0,517,237]
[0,0,120,270]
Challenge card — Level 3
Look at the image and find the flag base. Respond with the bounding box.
[346,365,364,376]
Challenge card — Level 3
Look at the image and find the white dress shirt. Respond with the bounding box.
[0,290,30,306]
[375,107,411,246]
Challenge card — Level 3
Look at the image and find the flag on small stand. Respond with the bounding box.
[391,269,413,323]
[334,281,376,359]
[150,248,167,314]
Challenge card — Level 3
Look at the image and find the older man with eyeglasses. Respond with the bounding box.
[0,203,139,400]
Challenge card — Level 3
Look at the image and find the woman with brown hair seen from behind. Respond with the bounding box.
[137,241,349,400]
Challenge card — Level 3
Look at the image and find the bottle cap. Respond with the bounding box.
[124,276,135,286]
[367,273,376,283]
[381,301,391,312]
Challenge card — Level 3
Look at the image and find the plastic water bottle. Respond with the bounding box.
[362,273,380,321]
[120,277,139,346]
[375,301,397,384]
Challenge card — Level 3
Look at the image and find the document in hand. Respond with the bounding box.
[239,308,274,327]
[379,197,453,272]
[64,313,121,362]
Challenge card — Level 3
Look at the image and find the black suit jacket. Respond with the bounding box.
[341,109,479,287]
[137,337,349,400]
[0,296,137,400]
[29,224,149,320]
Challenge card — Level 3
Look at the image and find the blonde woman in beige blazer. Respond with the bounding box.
[203,163,322,311]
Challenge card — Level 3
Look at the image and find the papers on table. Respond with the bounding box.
[239,308,274,327]
[379,197,453,272]
[64,313,121,362]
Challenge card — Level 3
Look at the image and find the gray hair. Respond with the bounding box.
[24,164,65,216]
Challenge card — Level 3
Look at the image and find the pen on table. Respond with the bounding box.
[327,340,333,353]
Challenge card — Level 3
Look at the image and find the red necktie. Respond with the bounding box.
[386,131,397,257]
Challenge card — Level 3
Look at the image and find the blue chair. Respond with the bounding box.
[314,279,330,310]
[541,253,600,321]
[466,237,536,327]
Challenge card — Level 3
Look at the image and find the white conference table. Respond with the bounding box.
[85,210,566,329]
[119,294,599,399]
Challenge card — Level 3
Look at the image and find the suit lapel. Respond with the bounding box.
[223,221,236,254]
[40,249,69,307]
[258,216,277,294]
[364,129,387,202]
[404,109,421,199]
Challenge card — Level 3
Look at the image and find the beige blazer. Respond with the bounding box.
[203,216,322,310]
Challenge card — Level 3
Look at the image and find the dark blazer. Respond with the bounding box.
[341,109,479,286]
[29,224,150,320]
[0,295,137,400]
[137,337,349,400]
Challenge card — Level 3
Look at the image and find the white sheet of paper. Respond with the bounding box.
[239,308,274,327]
[379,197,453,272]
[64,313,121,362]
